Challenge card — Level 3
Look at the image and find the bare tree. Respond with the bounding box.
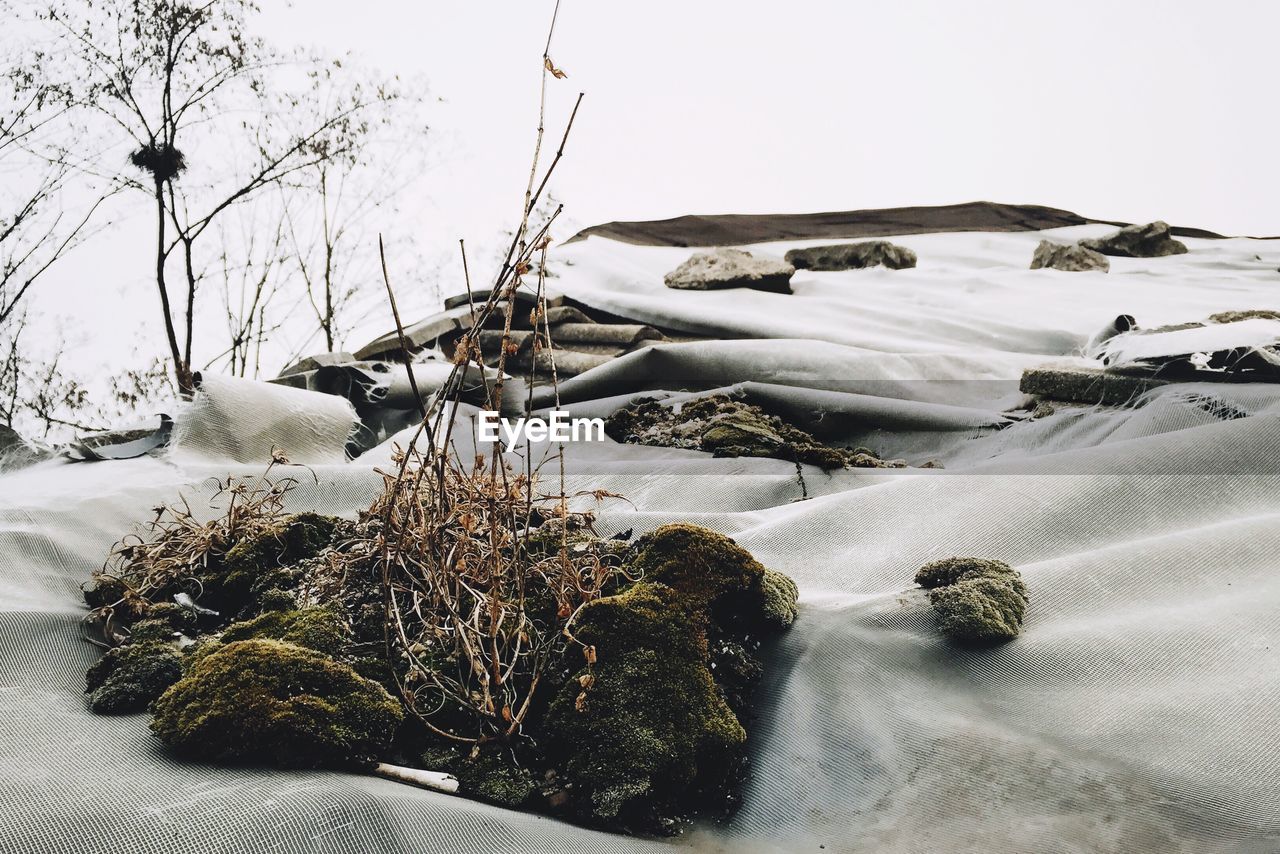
[278,64,430,357]
[0,15,123,439]
[0,37,112,327]
[26,0,404,393]
[206,199,290,378]
[0,310,171,438]
[194,64,430,377]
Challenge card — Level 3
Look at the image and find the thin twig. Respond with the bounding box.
[379,234,426,419]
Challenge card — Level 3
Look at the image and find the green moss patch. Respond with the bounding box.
[85,641,183,714]
[216,607,350,656]
[151,639,402,768]
[199,512,341,616]
[915,556,1027,644]
[541,524,798,831]
[546,582,747,830]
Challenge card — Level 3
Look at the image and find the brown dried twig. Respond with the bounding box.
[355,0,616,746]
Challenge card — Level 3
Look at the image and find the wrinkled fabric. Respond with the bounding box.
[3,225,1280,853]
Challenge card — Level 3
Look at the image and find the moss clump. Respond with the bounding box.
[85,641,183,714]
[127,618,177,643]
[628,523,765,613]
[217,606,350,656]
[627,524,799,632]
[141,601,201,633]
[419,743,539,809]
[544,524,799,831]
[1208,309,1280,324]
[915,557,1027,644]
[151,639,402,768]
[605,394,906,471]
[546,582,746,830]
[197,513,340,615]
[760,567,800,629]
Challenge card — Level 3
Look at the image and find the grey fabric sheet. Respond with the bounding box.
[4,225,1280,853]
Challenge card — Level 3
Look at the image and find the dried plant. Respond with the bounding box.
[85,456,299,643]
[363,445,630,745]
[352,0,603,747]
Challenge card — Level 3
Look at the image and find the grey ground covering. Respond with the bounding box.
[3,219,1280,853]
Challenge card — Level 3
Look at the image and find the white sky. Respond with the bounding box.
[25,0,1280,389]
[258,0,1280,237]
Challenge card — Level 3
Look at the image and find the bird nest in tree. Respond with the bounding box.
[130,142,187,181]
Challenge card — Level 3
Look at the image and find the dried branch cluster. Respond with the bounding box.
[365,446,629,744]
[358,0,598,744]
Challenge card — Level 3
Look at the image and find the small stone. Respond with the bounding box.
[663,248,794,294]
[784,240,917,271]
[1030,240,1110,272]
[1019,364,1169,406]
[1079,221,1188,258]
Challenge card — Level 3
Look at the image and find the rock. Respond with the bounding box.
[1030,240,1110,272]
[663,248,794,294]
[784,240,917,271]
[1079,221,1188,258]
[1019,364,1169,406]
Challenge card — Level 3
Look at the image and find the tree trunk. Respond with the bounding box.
[152,178,192,394]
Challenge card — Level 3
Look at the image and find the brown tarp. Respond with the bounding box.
[564,200,1250,247]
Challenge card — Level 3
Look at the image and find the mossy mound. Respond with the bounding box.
[628,523,765,612]
[628,523,798,631]
[151,639,402,768]
[915,557,1027,644]
[85,641,183,714]
[418,743,539,809]
[760,568,800,629]
[544,524,798,831]
[85,505,798,836]
[217,606,350,657]
[546,582,746,830]
[197,512,341,616]
[605,394,906,470]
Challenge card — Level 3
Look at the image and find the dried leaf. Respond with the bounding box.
[544,56,567,79]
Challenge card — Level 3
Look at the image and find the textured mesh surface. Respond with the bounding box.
[3,227,1280,853]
